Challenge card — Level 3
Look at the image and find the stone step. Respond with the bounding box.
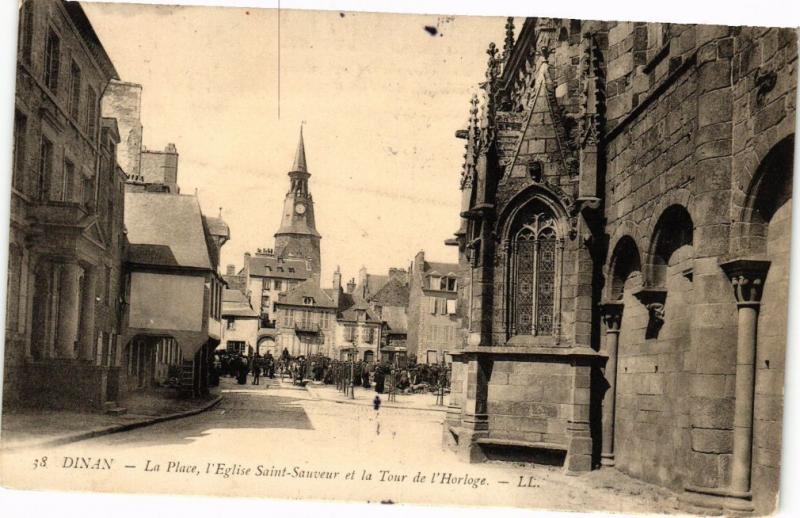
[105,406,127,416]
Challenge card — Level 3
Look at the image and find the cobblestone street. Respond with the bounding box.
[0,377,679,514]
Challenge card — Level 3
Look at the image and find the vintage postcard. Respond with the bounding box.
[1,1,798,516]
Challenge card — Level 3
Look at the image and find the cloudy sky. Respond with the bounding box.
[82,2,507,283]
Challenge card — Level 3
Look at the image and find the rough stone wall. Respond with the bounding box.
[752,198,791,512]
[140,146,179,192]
[486,359,572,447]
[449,15,795,511]
[101,80,143,178]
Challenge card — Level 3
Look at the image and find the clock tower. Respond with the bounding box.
[274,127,322,280]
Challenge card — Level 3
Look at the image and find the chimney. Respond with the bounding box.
[332,266,342,307]
[388,267,408,284]
[346,278,356,294]
[226,264,236,276]
[333,266,342,291]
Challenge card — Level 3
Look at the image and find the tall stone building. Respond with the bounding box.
[274,128,322,279]
[444,17,795,515]
[406,251,461,364]
[5,0,127,409]
[101,79,179,193]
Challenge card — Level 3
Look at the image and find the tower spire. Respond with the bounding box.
[291,125,307,173]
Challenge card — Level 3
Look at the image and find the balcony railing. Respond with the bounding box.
[294,322,321,334]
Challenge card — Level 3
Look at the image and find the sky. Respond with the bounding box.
[81,2,509,284]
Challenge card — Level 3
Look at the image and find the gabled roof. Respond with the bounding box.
[125,192,212,270]
[277,278,338,309]
[356,273,390,300]
[338,292,381,323]
[248,254,312,280]
[381,305,408,334]
[222,288,259,318]
[370,276,409,307]
[425,261,460,277]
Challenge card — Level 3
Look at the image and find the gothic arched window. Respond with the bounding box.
[509,208,561,337]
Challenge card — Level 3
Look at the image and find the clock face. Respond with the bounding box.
[295,203,306,215]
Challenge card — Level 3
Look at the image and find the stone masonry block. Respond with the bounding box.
[691,428,733,453]
[698,89,733,127]
[691,397,734,429]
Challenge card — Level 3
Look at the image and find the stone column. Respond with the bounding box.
[56,262,82,359]
[565,359,593,474]
[599,301,624,467]
[78,265,98,361]
[720,259,770,497]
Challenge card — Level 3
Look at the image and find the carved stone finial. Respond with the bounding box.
[503,17,515,59]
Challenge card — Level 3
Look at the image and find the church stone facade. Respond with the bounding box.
[444,17,795,515]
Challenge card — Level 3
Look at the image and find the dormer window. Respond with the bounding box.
[429,276,440,290]
[288,267,295,273]
[277,267,284,273]
[303,296,315,305]
[265,266,272,272]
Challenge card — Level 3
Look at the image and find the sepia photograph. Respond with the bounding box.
[0,0,798,516]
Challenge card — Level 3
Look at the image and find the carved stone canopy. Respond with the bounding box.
[719,258,771,306]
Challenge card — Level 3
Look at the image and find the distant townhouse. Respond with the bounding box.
[367,271,410,365]
[5,0,127,410]
[274,277,337,358]
[219,288,259,356]
[406,251,461,364]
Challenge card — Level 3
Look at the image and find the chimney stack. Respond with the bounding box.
[226,264,236,276]
[346,278,356,294]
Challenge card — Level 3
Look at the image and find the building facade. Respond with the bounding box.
[274,277,338,357]
[5,0,127,410]
[406,251,461,365]
[444,17,795,515]
[122,192,227,397]
[100,79,179,193]
[219,288,259,356]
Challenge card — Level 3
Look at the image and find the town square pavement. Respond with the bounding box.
[1,377,679,514]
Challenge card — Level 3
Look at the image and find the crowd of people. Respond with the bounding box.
[212,349,451,394]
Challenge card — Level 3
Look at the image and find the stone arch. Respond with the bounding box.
[501,187,570,338]
[607,236,642,301]
[645,204,694,288]
[498,184,572,243]
[257,336,278,356]
[733,134,794,255]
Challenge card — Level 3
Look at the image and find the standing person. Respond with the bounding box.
[252,355,261,385]
[237,355,249,385]
[374,365,385,394]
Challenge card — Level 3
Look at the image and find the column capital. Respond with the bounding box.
[599,300,624,333]
[719,258,771,305]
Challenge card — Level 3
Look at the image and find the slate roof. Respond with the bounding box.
[381,305,408,334]
[356,273,390,300]
[337,292,381,323]
[248,254,312,280]
[425,261,460,276]
[125,192,212,270]
[222,289,259,318]
[277,278,338,309]
[205,216,230,240]
[370,277,410,307]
